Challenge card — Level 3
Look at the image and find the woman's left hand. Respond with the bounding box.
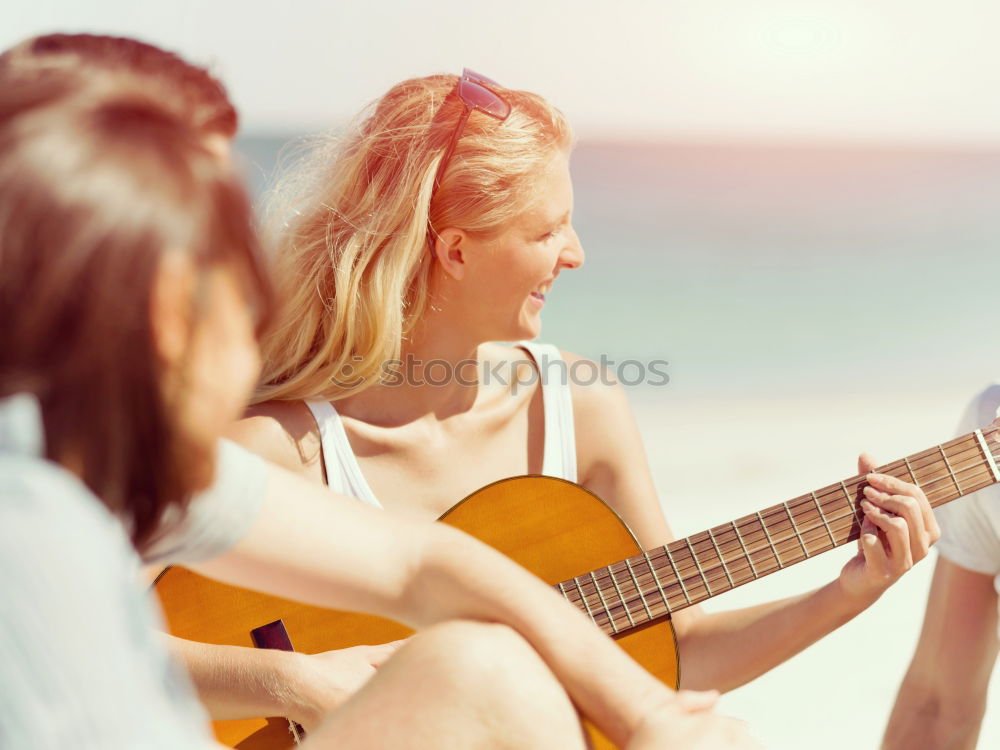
[837,453,941,607]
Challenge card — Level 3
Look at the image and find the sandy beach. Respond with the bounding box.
[630,386,1000,748]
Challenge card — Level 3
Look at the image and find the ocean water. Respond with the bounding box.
[236,135,1000,401]
[235,134,1000,748]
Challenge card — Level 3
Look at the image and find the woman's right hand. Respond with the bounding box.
[287,641,405,730]
[627,692,763,750]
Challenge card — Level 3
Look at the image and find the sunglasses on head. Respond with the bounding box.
[431,69,511,197]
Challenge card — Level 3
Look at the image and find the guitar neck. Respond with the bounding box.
[556,426,1000,638]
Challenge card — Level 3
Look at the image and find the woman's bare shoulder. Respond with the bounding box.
[226,400,322,474]
[557,349,628,412]
[556,348,639,456]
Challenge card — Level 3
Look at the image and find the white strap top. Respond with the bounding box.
[305,341,577,509]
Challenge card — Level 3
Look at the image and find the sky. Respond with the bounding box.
[5,0,1000,144]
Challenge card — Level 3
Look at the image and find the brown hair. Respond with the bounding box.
[0,33,237,138]
[0,74,271,551]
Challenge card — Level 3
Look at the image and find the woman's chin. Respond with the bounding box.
[490,307,542,342]
[513,318,542,341]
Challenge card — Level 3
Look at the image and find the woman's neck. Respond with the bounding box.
[335,302,489,426]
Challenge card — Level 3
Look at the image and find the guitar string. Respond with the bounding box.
[623,445,989,595]
[560,434,999,624]
[579,470,989,633]
[669,443,991,571]
[661,437,989,565]
[594,477,989,629]
[652,461,987,600]
[673,445,989,557]
[562,444,996,628]
[565,454,992,623]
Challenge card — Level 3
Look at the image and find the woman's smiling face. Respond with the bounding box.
[446,149,585,342]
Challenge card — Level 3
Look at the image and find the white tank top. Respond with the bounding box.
[304,341,577,509]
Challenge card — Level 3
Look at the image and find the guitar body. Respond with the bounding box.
[155,477,679,750]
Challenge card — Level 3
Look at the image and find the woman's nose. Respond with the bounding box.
[559,225,585,270]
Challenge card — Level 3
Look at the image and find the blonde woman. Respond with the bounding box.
[184,70,937,723]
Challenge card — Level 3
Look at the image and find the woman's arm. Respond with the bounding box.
[882,556,999,750]
[154,410,394,728]
[161,634,401,730]
[568,352,938,691]
[188,460,702,748]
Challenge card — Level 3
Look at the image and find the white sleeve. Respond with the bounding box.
[143,439,268,565]
[0,464,215,749]
[934,385,1000,576]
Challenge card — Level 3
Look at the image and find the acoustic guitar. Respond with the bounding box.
[154,426,1000,749]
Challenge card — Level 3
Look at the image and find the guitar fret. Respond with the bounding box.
[590,571,617,634]
[642,547,673,612]
[707,527,735,589]
[664,546,692,605]
[686,538,712,596]
[557,580,569,600]
[811,491,837,546]
[840,481,861,525]
[756,511,782,569]
[974,429,1000,482]
[732,520,758,579]
[642,547,676,612]
[607,565,636,627]
[902,456,918,486]
[938,445,962,495]
[784,501,808,558]
[574,576,597,624]
[625,557,654,619]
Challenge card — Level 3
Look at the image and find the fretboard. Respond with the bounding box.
[555,427,1000,637]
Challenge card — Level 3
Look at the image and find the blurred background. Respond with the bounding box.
[5,1,1000,747]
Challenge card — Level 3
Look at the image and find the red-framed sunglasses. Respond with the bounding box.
[432,69,511,195]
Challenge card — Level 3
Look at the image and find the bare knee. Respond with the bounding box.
[405,621,541,694]
[403,620,586,748]
[412,621,536,677]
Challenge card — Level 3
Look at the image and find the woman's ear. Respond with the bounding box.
[432,227,467,281]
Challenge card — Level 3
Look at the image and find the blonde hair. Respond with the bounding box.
[256,73,572,403]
